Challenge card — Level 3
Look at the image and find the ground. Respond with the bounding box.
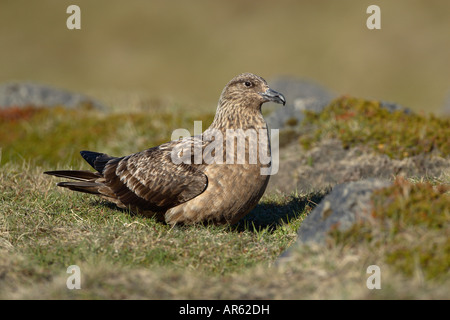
[0,96,448,299]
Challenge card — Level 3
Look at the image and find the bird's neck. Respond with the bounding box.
[209,102,267,131]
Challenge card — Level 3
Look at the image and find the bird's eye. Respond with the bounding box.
[244,81,252,87]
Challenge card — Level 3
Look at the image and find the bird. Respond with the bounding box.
[44,73,286,225]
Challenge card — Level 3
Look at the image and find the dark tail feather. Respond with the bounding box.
[80,150,103,169]
[80,150,116,174]
[45,170,106,196]
[45,151,119,198]
[57,181,102,195]
[44,170,100,181]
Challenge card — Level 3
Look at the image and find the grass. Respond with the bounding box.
[0,161,317,292]
[1,96,449,299]
[1,162,448,299]
[0,105,215,167]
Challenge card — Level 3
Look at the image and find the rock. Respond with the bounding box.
[380,101,412,114]
[266,76,335,130]
[267,138,450,195]
[269,76,335,107]
[0,82,106,111]
[277,179,391,262]
[295,179,391,244]
[266,97,329,130]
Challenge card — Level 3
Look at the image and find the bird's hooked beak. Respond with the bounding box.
[260,88,286,106]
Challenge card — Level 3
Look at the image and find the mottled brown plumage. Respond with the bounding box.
[45,73,286,225]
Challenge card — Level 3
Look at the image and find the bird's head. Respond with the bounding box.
[219,73,286,110]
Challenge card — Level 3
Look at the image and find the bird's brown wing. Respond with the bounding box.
[102,139,208,212]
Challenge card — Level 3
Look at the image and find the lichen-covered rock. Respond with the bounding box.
[296,179,391,244]
[277,179,391,262]
[267,138,450,195]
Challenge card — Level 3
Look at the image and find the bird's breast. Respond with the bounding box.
[202,126,271,167]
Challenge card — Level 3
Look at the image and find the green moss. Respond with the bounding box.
[372,178,449,280]
[299,96,450,159]
[331,177,450,281]
[284,117,298,127]
[278,129,300,148]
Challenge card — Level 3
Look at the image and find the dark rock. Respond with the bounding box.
[380,101,412,114]
[0,82,106,111]
[269,76,335,106]
[266,76,335,130]
[277,179,391,263]
[295,179,391,244]
[266,97,329,130]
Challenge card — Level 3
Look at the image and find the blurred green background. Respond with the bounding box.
[1,0,449,113]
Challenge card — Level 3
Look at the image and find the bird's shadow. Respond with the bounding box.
[90,189,329,234]
[234,190,329,233]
